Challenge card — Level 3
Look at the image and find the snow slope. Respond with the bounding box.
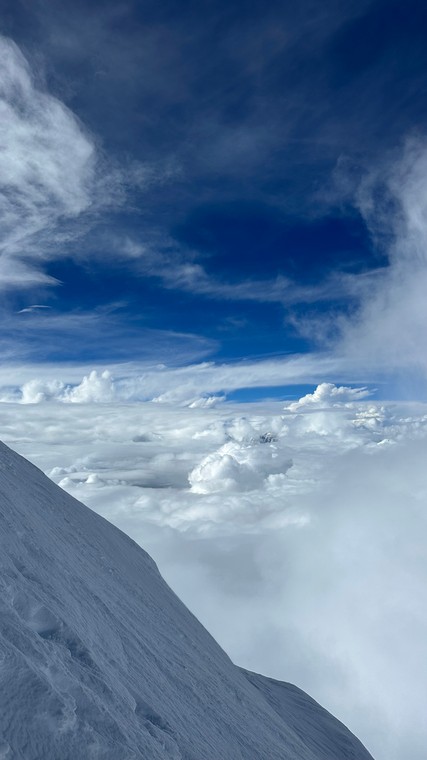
[0,441,374,760]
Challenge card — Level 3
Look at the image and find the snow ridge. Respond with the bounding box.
[0,441,374,759]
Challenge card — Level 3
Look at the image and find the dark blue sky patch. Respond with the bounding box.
[330,0,427,81]
[174,204,378,282]
[42,255,308,362]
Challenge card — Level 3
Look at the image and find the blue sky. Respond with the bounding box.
[1,0,427,400]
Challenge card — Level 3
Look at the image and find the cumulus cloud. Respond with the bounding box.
[189,437,292,494]
[19,370,117,404]
[20,378,66,404]
[64,370,116,403]
[288,382,371,411]
[0,35,96,287]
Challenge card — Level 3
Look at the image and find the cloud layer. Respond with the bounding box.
[1,386,427,760]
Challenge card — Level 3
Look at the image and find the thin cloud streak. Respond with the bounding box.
[0,304,218,369]
[122,236,382,308]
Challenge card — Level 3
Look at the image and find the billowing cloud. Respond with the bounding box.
[189,437,292,494]
[328,136,427,389]
[64,370,115,403]
[19,370,115,404]
[288,382,371,410]
[20,378,66,404]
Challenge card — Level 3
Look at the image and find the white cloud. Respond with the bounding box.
[19,370,115,405]
[0,35,96,288]
[189,437,292,494]
[64,370,116,403]
[1,387,427,760]
[17,305,52,314]
[288,382,371,411]
[328,136,427,388]
[0,353,367,407]
[187,395,225,408]
[20,378,66,404]
[0,37,186,294]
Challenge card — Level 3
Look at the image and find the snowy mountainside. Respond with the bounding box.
[241,670,371,760]
[0,441,374,759]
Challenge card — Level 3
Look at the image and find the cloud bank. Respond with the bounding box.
[1,387,427,760]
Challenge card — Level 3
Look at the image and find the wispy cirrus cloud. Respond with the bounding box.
[0,35,97,288]
[0,303,217,368]
[0,34,176,293]
[121,236,381,309]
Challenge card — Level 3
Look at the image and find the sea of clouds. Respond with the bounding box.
[1,381,426,760]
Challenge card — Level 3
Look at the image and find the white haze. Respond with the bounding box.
[1,387,427,760]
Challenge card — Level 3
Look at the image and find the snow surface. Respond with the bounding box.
[0,441,373,759]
